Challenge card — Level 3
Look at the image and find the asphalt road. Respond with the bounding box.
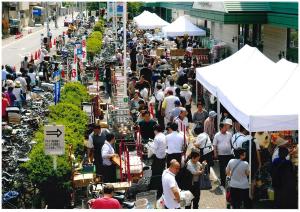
[1,15,72,71]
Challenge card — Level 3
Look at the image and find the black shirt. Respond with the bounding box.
[140,68,152,83]
[138,119,157,140]
[135,80,151,92]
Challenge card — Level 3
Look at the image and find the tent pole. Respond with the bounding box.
[195,81,198,104]
[217,96,220,127]
[249,123,252,199]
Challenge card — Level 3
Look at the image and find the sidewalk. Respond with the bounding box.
[2,25,45,47]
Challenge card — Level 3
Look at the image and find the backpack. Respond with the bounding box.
[241,138,258,171]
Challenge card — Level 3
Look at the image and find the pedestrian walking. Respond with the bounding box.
[166,123,185,167]
[87,124,109,177]
[180,84,192,122]
[204,111,217,140]
[226,148,251,209]
[193,102,208,134]
[101,133,118,183]
[271,147,297,209]
[161,90,180,126]
[213,123,233,187]
[162,159,181,209]
[151,124,167,176]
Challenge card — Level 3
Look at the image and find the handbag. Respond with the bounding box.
[225,160,242,202]
[199,167,212,190]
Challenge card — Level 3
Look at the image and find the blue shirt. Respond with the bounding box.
[2,69,8,80]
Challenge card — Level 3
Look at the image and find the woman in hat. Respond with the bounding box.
[13,81,23,109]
[180,84,193,122]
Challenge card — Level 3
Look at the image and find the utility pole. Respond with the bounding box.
[123,1,127,95]
[55,2,58,28]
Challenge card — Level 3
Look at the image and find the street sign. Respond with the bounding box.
[44,125,65,155]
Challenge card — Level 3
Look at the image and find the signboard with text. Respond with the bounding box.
[44,125,65,155]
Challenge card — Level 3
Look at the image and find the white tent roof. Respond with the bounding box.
[196,45,299,131]
[133,11,169,29]
[196,45,275,96]
[133,10,153,22]
[162,16,206,37]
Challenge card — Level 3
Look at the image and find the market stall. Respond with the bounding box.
[133,11,169,30]
[162,16,206,37]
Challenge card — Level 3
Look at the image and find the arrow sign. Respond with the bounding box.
[44,125,65,155]
[46,128,62,137]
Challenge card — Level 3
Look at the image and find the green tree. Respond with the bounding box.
[128,2,144,19]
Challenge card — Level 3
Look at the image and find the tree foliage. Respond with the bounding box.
[128,2,144,19]
[23,82,89,207]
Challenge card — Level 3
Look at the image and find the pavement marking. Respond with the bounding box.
[2,27,45,49]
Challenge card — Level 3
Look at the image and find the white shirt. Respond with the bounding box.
[226,159,250,189]
[213,131,233,156]
[153,132,167,159]
[231,132,247,149]
[155,89,164,102]
[16,77,27,92]
[272,147,290,162]
[162,95,180,118]
[162,169,180,209]
[166,131,184,154]
[101,141,115,166]
[13,87,22,101]
[174,117,189,133]
[164,86,177,95]
[28,73,36,85]
[186,160,202,183]
[195,132,214,155]
[180,90,192,105]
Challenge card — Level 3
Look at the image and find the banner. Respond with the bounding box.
[82,36,87,62]
[72,46,78,81]
[53,70,61,104]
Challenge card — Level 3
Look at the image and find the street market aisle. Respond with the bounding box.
[1,15,72,71]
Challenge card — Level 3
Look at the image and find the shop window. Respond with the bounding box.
[238,24,262,51]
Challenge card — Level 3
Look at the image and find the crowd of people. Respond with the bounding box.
[3,10,297,209]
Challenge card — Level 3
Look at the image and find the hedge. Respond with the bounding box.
[23,82,89,208]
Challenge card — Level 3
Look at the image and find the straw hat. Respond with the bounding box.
[209,111,217,118]
[181,84,190,91]
[15,81,21,88]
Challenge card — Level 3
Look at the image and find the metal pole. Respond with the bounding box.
[249,125,252,199]
[123,2,127,95]
[196,81,198,104]
[217,95,220,127]
[46,2,49,33]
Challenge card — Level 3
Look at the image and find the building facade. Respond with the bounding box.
[145,2,298,62]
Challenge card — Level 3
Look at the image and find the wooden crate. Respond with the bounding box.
[73,173,94,188]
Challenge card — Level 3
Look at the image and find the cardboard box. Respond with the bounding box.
[73,173,94,188]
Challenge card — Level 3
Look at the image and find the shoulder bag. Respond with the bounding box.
[199,165,212,190]
[225,160,242,203]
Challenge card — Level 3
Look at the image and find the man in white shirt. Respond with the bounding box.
[164,79,177,95]
[166,123,185,167]
[213,123,233,187]
[151,124,167,175]
[194,130,214,174]
[173,107,189,135]
[101,133,118,183]
[154,83,165,128]
[180,83,192,122]
[161,90,180,127]
[162,159,181,209]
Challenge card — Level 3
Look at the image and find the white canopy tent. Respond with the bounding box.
[133,10,169,29]
[196,45,299,132]
[162,15,206,37]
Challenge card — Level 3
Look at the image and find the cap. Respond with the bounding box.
[223,118,233,126]
[209,111,217,118]
[174,100,181,106]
